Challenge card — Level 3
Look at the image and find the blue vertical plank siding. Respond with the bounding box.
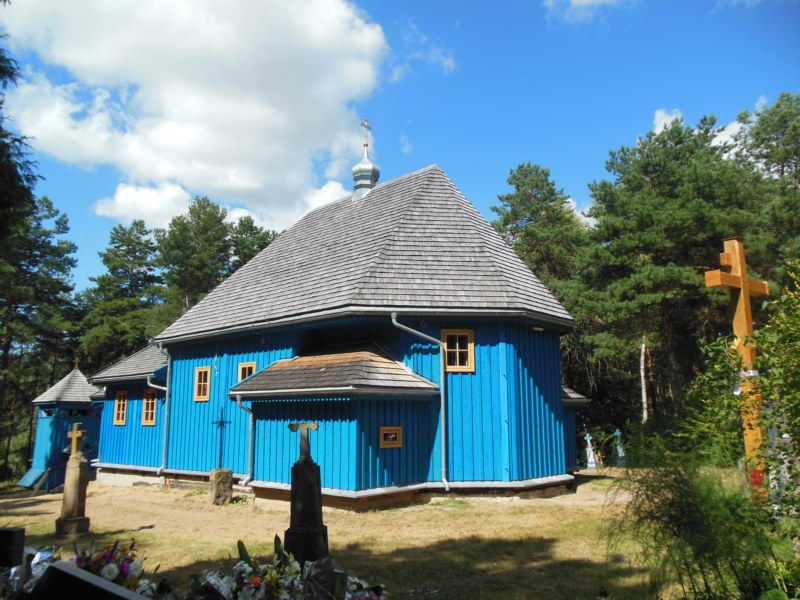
[251,400,355,489]
[97,384,164,468]
[563,406,578,469]
[97,316,568,493]
[353,398,437,490]
[504,322,566,480]
[28,405,101,489]
[167,334,297,474]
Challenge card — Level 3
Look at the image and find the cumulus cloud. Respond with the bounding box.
[389,20,455,82]
[95,183,191,228]
[1,0,388,230]
[543,0,623,22]
[653,108,684,133]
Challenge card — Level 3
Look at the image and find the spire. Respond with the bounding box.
[352,118,380,199]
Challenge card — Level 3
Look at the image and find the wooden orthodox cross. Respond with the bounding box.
[705,237,769,489]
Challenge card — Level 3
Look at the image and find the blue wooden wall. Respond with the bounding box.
[167,334,297,474]
[504,322,566,479]
[27,405,100,490]
[102,317,568,492]
[97,383,164,468]
[563,406,579,470]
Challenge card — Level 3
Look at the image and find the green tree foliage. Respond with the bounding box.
[0,37,38,251]
[583,117,763,415]
[229,215,278,275]
[156,197,233,312]
[755,265,800,521]
[0,197,77,477]
[737,93,800,287]
[79,220,165,373]
[491,163,589,293]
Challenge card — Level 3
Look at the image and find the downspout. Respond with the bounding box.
[391,312,450,491]
[235,394,255,485]
[154,343,172,477]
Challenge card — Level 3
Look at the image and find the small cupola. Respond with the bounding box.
[352,118,380,199]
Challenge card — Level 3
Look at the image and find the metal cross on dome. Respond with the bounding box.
[360,118,371,150]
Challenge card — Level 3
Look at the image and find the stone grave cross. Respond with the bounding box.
[584,433,597,470]
[55,423,90,537]
[284,422,328,566]
[705,237,769,488]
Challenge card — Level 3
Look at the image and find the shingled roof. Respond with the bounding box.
[91,345,167,384]
[32,368,99,405]
[230,343,438,398]
[155,165,573,343]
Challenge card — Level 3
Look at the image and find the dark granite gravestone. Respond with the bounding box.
[55,423,90,537]
[284,422,329,566]
[0,527,25,567]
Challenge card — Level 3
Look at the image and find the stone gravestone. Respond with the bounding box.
[0,527,25,567]
[614,429,626,468]
[584,433,597,470]
[284,422,329,566]
[55,423,90,537]
[209,408,233,505]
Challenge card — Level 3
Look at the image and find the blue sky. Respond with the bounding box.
[1,0,798,291]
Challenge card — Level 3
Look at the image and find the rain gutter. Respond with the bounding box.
[391,312,450,491]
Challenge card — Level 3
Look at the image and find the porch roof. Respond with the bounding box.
[229,343,438,399]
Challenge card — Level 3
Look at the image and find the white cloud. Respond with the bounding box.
[1,0,387,227]
[653,108,684,133]
[400,134,413,154]
[543,0,622,22]
[95,183,191,228]
[566,197,595,226]
[389,20,456,82]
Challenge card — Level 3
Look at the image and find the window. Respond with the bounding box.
[442,329,475,373]
[114,391,128,425]
[380,426,403,449]
[194,367,211,401]
[238,361,256,382]
[142,389,157,426]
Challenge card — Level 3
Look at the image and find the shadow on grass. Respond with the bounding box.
[120,534,646,600]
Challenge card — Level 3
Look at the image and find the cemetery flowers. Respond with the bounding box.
[72,539,166,597]
[185,537,387,600]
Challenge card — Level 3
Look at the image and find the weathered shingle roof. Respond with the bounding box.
[32,368,99,405]
[230,343,438,398]
[562,387,591,405]
[156,165,573,343]
[91,345,167,384]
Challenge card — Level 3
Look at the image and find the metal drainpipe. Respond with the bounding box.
[390,312,450,491]
[155,343,172,478]
[235,394,255,485]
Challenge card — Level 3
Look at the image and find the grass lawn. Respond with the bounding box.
[0,471,648,599]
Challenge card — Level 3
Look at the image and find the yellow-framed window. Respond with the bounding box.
[142,388,157,426]
[238,361,256,382]
[442,329,475,373]
[113,390,128,425]
[194,366,211,401]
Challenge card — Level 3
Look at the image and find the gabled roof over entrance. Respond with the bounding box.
[32,368,99,405]
[229,343,438,398]
[155,165,573,343]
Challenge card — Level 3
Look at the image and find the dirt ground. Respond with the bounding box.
[0,471,642,598]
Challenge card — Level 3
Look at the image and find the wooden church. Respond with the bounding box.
[18,368,101,491]
[89,137,581,506]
